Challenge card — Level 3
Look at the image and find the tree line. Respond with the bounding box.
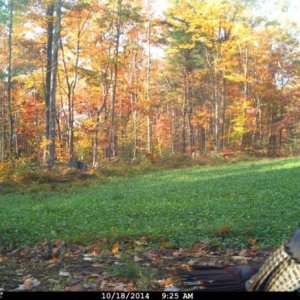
[0,0,300,167]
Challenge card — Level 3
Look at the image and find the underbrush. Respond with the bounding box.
[0,159,96,194]
[96,152,260,178]
[0,151,279,194]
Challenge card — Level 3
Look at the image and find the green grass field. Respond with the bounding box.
[0,157,299,249]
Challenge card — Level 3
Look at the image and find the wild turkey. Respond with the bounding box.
[175,225,300,291]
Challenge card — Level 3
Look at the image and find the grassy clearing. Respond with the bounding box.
[0,157,299,249]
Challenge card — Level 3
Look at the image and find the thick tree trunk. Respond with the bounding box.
[47,0,62,166]
[45,4,54,165]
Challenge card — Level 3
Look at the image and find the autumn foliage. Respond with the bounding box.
[1,0,300,168]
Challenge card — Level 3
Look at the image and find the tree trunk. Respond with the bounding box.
[171,109,176,154]
[45,4,54,142]
[109,0,122,160]
[240,46,249,149]
[47,0,62,166]
[182,72,187,155]
[186,71,194,155]
[45,3,54,165]
[7,0,14,157]
[199,126,206,154]
[146,0,152,154]
[61,9,86,164]
[0,92,4,161]
[0,57,5,161]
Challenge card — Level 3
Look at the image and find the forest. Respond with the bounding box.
[1,0,300,167]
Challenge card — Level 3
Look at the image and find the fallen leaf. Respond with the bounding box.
[24,278,41,287]
[160,278,173,287]
[85,246,101,256]
[112,243,119,254]
[48,257,61,263]
[134,238,148,246]
[91,263,103,268]
[15,278,41,291]
[100,280,108,289]
[59,271,70,277]
[21,274,31,280]
[133,255,142,262]
[83,257,93,262]
[88,273,103,279]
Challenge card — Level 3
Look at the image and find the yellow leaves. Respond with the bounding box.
[224,74,253,83]
[193,106,211,129]
[77,138,91,151]
[191,35,207,45]
[167,43,195,55]
[40,137,51,148]
[177,43,194,50]
[82,119,97,132]
[166,48,179,55]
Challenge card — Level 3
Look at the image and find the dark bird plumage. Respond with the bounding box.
[175,225,300,291]
[177,264,260,291]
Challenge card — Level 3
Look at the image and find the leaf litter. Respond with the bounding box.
[0,238,271,291]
